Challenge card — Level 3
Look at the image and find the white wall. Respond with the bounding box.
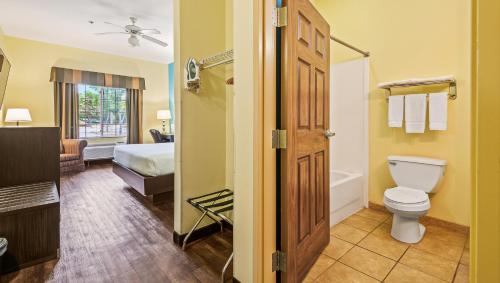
[331,58,368,174]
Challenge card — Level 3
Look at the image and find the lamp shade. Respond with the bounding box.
[157,110,171,120]
[5,108,32,123]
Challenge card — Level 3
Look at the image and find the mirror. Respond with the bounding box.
[0,48,11,108]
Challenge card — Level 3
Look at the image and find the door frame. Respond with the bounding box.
[258,0,279,282]
[261,0,279,281]
[260,0,332,282]
[241,0,277,281]
[258,0,333,281]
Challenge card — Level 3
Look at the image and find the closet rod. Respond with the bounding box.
[330,36,370,57]
[200,58,233,70]
[200,49,234,70]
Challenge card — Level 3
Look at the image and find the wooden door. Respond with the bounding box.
[280,0,330,281]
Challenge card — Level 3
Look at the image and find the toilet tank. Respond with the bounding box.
[388,155,446,193]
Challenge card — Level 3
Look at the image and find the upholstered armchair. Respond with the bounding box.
[149,129,163,143]
[149,129,174,143]
[60,139,87,173]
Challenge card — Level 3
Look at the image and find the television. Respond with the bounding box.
[0,47,11,109]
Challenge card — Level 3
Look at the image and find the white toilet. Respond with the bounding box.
[384,155,446,243]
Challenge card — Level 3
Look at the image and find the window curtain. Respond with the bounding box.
[50,67,146,142]
[126,89,143,144]
[50,67,146,90]
[54,82,79,139]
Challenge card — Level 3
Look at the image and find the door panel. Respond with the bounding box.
[315,30,326,58]
[315,69,325,128]
[297,14,311,46]
[315,151,325,225]
[297,156,311,242]
[281,0,330,281]
[298,60,311,129]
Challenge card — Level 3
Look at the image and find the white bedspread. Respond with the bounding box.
[113,143,174,176]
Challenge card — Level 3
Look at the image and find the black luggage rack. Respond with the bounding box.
[183,189,234,282]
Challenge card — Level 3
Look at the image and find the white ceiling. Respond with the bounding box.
[0,0,173,64]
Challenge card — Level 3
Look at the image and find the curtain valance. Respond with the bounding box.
[50,67,146,90]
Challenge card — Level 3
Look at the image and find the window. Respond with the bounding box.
[78,85,127,138]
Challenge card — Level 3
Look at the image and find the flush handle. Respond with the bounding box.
[389,161,397,166]
[325,130,336,139]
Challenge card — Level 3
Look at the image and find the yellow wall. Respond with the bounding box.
[472,0,500,281]
[313,0,472,226]
[0,36,169,144]
[173,0,227,233]
[233,0,260,280]
[225,0,235,189]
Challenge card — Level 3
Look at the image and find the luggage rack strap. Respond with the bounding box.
[189,192,234,205]
[210,205,233,214]
[204,199,233,209]
[187,189,232,202]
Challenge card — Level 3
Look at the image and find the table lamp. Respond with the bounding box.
[5,108,32,126]
[157,110,171,134]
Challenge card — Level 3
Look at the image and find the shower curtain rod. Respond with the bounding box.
[330,36,370,57]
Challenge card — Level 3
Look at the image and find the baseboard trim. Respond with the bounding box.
[367,202,390,213]
[368,201,470,234]
[173,221,232,247]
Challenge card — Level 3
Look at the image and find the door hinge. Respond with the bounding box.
[273,6,288,27]
[272,251,287,272]
[272,129,287,149]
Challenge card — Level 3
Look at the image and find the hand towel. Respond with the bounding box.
[388,95,404,127]
[405,94,427,133]
[429,92,448,130]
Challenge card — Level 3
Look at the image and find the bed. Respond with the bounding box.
[112,143,174,199]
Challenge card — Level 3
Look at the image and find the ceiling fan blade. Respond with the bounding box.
[140,28,161,35]
[94,32,128,35]
[141,34,168,47]
[104,21,126,30]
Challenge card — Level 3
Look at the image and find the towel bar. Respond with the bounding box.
[379,76,457,101]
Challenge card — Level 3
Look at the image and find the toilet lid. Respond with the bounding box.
[384,187,428,204]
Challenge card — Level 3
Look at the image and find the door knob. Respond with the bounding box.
[325,130,336,138]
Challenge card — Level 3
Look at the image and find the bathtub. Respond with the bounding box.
[330,170,365,227]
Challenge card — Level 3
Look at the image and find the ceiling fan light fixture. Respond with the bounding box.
[128,35,140,47]
[97,17,168,48]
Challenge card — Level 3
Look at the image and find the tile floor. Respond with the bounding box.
[304,208,469,283]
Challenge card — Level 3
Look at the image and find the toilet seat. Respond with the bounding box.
[385,186,428,204]
[384,187,430,212]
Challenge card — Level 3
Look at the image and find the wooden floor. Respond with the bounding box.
[1,163,233,283]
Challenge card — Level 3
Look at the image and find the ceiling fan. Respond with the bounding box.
[95,17,168,48]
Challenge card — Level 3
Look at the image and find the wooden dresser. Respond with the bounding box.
[0,182,60,273]
[0,127,60,274]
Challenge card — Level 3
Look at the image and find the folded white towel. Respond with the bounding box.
[429,92,448,130]
[405,94,427,133]
[388,95,404,127]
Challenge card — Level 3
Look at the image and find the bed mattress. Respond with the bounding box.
[113,143,174,176]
